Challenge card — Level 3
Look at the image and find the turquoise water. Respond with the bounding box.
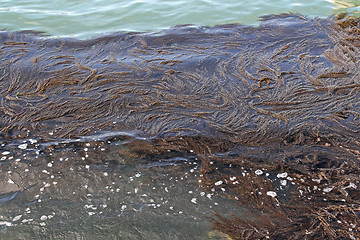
[0,0,359,38]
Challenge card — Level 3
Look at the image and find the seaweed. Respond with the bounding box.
[0,14,360,239]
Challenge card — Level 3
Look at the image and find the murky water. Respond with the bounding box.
[0,0,359,38]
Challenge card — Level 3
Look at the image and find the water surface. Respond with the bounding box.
[1,0,359,38]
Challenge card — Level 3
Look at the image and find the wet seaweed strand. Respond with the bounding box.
[0,14,358,148]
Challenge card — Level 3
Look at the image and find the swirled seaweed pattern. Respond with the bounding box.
[0,14,359,147]
[0,14,360,239]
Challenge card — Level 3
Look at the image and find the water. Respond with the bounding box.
[0,136,239,239]
[0,1,360,239]
[0,0,359,38]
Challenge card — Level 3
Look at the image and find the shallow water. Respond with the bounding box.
[0,135,242,239]
[0,0,359,38]
[0,1,360,239]
[0,131,358,239]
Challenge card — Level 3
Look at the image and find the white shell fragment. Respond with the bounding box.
[277,172,288,178]
[266,191,277,198]
[214,180,223,186]
[18,143,28,149]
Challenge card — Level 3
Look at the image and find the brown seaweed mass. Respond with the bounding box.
[0,14,360,239]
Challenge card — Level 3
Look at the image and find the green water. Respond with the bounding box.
[0,0,360,39]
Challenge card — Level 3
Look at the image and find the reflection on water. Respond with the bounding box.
[330,0,360,16]
[330,0,360,8]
